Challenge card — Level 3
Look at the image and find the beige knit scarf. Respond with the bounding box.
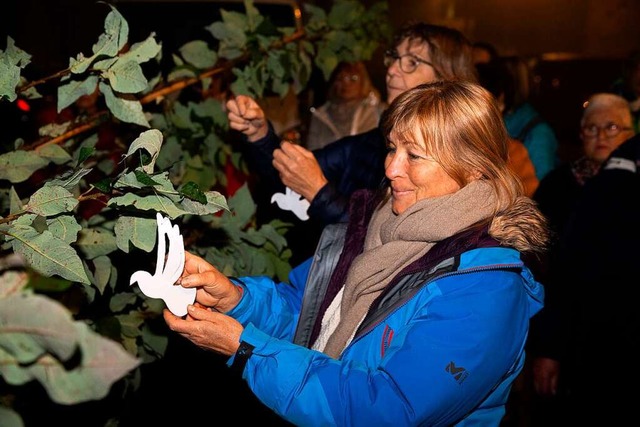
[321,180,498,358]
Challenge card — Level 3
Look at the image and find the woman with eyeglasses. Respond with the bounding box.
[532,93,635,249]
[225,23,477,263]
[526,92,636,424]
[305,61,386,151]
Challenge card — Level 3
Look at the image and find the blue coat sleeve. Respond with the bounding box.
[227,258,311,340]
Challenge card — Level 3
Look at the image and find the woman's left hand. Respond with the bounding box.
[163,304,244,356]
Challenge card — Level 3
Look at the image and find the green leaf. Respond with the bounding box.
[134,170,160,186]
[9,225,89,284]
[118,33,162,65]
[92,255,112,294]
[93,178,112,193]
[126,129,163,173]
[114,216,157,253]
[0,151,48,183]
[179,181,207,204]
[3,321,140,405]
[0,60,20,102]
[9,186,23,214]
[70,4,130,74]
[24,185,78,217]
[222,183,255,228]
[0,293,78,364]
[108,193,186,219]
[0,405,23,427]
[46,215,82,244]
[77,146,95,165]
[106,59,148,93]
[57,75,99,112]
[37,144,72,165]
[45,168,93,190]
[179,40,218,69]
[100,82,149,128]
[76,228,118,259]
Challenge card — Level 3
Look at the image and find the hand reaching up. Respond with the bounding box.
[226,95,268,142]
[273,141,329,202]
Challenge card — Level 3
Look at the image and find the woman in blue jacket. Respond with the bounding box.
[164,81,549,426]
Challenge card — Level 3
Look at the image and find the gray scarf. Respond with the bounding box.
[322,180,498,358]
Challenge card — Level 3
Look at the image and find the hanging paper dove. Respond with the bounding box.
[271,187,310,221]
[130,213,195,316]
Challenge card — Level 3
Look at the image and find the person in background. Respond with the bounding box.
[528,131,640,425]
[476,60,539,197]
[500,56,559,181]
[164,81,549,426]
[532,93,635,248]
[472,41,498,65]
[525,93,635,425]
[226,22,477,264]
[305,61,385,151]
[610,49,640,133]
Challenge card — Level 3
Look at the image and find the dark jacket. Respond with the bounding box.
[529,133,640,420]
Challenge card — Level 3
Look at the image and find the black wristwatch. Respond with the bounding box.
[230,341,255,376]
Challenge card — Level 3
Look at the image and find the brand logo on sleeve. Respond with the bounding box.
[445,361,469,384]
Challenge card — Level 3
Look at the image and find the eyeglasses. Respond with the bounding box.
[384,49,434,74]
[337,74,360,83]
[581,123,633,139]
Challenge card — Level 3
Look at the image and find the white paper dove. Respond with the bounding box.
[129,213,195,316]
[271,187,310,221]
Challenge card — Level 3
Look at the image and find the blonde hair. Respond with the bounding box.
[381,80,523,210]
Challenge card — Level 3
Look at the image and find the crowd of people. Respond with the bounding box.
[149,18,637,427]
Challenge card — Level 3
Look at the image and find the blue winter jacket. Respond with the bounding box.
[225,220,544,426]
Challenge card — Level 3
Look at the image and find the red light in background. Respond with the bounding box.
[17,99,30,112]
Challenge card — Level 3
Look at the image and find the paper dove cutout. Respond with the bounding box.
[271,187,310,221]
[129,213,195,316]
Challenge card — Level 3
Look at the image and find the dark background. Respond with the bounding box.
[2,0,639,160]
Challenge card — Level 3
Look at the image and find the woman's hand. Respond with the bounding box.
[226,95,268,142]
[178,251,243,313]
[163,304,243,356]
[272,141,328,202]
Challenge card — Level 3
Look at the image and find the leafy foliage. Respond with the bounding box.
[0,0,391,424]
